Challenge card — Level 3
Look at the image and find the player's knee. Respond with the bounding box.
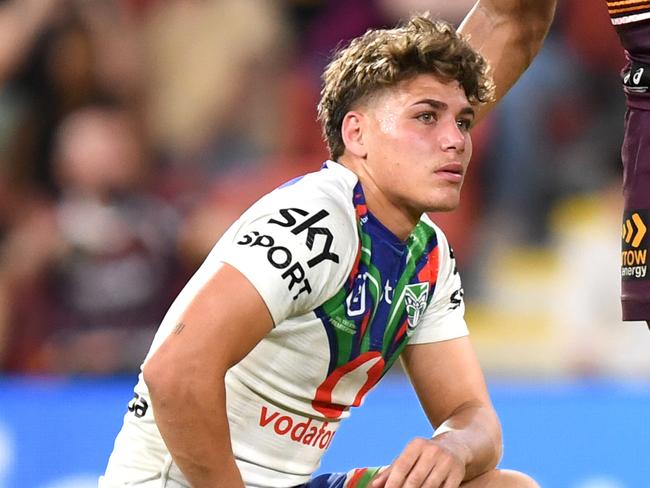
[497,469,540,487]
[462,468,539,488]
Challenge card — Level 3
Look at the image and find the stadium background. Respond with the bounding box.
[0,0,648,486]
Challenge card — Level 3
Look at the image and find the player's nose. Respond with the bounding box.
[439,120,465,152]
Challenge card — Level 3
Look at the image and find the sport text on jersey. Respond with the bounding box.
[237,208,340,299]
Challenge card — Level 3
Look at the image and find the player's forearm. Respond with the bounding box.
[461,0,557,68]
[144,364,244,488]
[432,400,503,481]
[459,0,557,119]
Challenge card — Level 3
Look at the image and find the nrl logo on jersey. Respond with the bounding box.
[403,282,429,334]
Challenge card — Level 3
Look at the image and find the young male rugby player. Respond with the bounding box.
[101,1,556,486]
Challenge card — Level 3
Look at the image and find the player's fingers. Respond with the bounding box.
[403,460,436,487]
[424,441,466,488]
[418,450,462,488]
[439,467,464,488]
[383,459,415,488]
[419,464,447,488]
[383,438,426,488]
[370,466,391,487]
[402,446,440,487]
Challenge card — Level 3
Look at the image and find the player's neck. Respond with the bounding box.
[337,157,419,241]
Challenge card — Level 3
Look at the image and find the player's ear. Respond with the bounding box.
[341,111,367,158]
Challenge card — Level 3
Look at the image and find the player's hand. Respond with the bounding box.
[370,437,466,488]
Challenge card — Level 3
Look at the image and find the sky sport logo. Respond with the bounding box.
[621,210,648,280]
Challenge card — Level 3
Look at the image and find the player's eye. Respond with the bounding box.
[416,112,437,124]
[457,118,472,132]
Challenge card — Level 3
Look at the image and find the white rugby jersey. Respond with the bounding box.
[101,161,468,488]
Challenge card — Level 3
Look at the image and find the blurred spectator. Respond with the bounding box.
[141,0,292,170]
[0,0,143,195]
[0,105,183,374]
[0,0,60,84]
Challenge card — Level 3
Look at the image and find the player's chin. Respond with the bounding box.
[431,202,459,213]
[423,192,461,212]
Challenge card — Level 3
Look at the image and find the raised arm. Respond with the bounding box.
[459,0,557,122]
[142,263,274,488]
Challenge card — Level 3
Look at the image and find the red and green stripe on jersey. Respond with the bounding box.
[344,467,383,488]
[303,467,383,488]
[312,182,439,419]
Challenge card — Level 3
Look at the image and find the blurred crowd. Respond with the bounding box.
[0,0,645,377]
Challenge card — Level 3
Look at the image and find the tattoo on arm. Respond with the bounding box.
[173,322,186,335]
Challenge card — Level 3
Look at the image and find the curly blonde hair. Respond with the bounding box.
[317,14,495,160]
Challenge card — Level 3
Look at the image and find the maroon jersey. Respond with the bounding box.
[606,1,650,320]
[607,0,650,109]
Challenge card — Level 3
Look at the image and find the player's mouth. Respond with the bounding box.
[434,162,464,183]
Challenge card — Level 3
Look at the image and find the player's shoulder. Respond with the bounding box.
[269,161,357,211]
[243,161,359,236]
[213,162,360,321]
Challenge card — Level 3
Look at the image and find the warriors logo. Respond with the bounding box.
[403,283,430,333]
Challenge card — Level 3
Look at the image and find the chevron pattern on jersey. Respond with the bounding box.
[312,182,440,419]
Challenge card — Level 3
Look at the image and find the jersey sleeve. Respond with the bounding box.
[607,0,650,27]
[408,226,469,344]
[214,187,356,326]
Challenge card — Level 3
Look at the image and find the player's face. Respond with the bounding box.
[361,74,474,216]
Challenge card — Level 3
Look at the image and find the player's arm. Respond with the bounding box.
[458,0,557,122]
[142,263,273,488]
[372,337,501,487]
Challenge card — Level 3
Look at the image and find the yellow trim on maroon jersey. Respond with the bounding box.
[609,1,650,14]
[608,0,649,5]
[607,0,650,24]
